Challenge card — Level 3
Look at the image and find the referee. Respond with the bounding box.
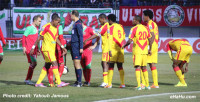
[70,10,83,87]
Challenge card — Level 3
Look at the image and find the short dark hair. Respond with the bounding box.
[51,13,60,20]
[33,15,41,22]
[143,10,153,19]
[71,10,79,17]
[98,13,107,19]
[134,15,142,23]
[79,18,83,23]
[107,14,116,22]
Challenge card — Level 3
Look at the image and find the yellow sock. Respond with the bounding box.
[36,68,47,84]
[174,67,185,84]
[103,72,108,84]
[52,66,61,85]
[118,68,125,85]
[143,69,149,87]
[135,69,141,87]
[182,74,185,79]
[151,67,158,86]
[140,70,146,86]
[108,68,114,86]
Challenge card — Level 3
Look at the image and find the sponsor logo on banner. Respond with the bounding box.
[119,6,200,26]
[13,7,112,34]
[164,5,185,27]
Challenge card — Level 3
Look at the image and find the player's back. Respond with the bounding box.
[169,39,191,51]
[83,26,95,49]
[109,23,125,49]
[40,23,58,51]
[129,24,151,55]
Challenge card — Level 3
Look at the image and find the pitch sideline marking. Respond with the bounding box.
[94,91,200,102]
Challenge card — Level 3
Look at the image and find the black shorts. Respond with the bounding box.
[71,42,82,60]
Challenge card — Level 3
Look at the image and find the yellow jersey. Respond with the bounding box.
[98,22,109,52]
[40,23,59,52]
[108,23,125,50]
[129,24,151,55]
[147,20,159,51]
[168,39,191,51]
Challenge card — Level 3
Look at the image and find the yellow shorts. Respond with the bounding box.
[109,49,124,63]
[42,51,56,62]
[175,44,193,63]
[102,51,109,62]
[133,54,148,67]
[147,50,158,63]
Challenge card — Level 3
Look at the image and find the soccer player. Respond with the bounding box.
[123,15,153,90]
[22,15,41,85]
[167,39,192,87]
[0,27,6,64]
[81,21,100,86]
[70,10,84,87]
[143,10,159,88]
[105,14,126,88]
[30,13,69,87]
[47,24,66,86]
[84,13,110,87]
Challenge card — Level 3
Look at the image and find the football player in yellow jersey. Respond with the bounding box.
[167,39,193,87]
[123,15,153,90]
[143,10,159,88]
[83,14,109,87]
[105,14,126,88]
[30,13,69,87]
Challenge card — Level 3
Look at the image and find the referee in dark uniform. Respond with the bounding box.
[71,10,83,87]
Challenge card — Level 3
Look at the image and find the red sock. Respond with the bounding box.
[83,68,87,82]
[58,64,64,77]
[86,69,91,83]
[47,66,54,84]
[25,65,34,80]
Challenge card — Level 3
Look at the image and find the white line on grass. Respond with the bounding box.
[94,91,200,102]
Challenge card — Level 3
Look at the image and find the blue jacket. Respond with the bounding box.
[71,20,83,49]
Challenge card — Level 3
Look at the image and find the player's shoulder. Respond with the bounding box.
[42,23,51,29]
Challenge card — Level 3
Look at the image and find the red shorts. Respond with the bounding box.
[81,49,92,68]
[56,49,64,64]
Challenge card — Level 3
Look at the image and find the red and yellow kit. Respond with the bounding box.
[98,22,109,62]
[40,23,59,62]
[108,23,125,63]
[147,20,159,63]
[0,27,6,55]
[129,24,151,66]
[167,39,193,62]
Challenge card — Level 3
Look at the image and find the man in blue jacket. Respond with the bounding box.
[71,10,83,87]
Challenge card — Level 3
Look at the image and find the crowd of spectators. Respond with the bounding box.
[0,0,199,10]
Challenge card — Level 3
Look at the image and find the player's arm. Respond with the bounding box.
[77,24,83,53]
[22,27,31,55]
[122,38,132,49]
[88,28,100,50]
[30,35,43,55]
[0,27,6,47]
[58,25,65,45]
[185,63,189,73]
[56,37,67,56]
[108,28,113,57]
[167,43,173,60]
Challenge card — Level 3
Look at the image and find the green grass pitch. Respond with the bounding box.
[0,51,199,102]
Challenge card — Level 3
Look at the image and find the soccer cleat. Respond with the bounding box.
[150,84,159,88]
[57,82,70,87]
[72,81,82,87]
[24,80,35,85]
[141,83,145,89]
[145,86,151,90]
[104,85,112,88]
[119,84,126,88]
[99,82,108,87]
[135,87,142,90]
[35,83,47,87]
[174,82,187,87]
[83,82,90,86]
